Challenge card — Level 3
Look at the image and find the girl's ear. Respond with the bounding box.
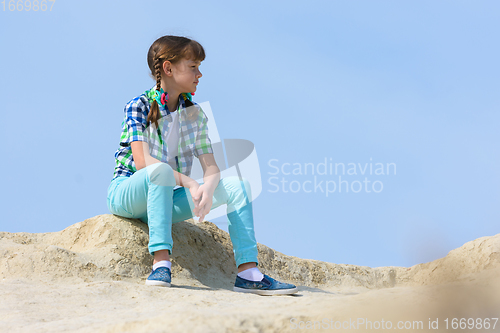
[162,60,172,76]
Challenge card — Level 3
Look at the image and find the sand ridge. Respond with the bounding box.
[1,214,499,332]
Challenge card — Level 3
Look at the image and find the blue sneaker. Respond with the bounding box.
[145,266,171,287]
[233,274,298,295]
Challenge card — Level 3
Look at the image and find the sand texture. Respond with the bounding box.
[1,214,499,332]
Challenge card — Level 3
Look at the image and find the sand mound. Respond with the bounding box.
[0,214,397,290]
[1,215,499,333]
[1,214,499,291]
[396,234,500,286]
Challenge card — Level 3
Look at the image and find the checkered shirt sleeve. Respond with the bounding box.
[122,97,149,145]
[193,106,214,158]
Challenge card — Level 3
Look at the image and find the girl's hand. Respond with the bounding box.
[191,184,213,223]
[193,185,213,223]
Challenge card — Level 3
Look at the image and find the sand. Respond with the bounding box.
[1,214,499,332]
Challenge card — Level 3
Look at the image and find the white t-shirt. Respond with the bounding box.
[165,110,181,190]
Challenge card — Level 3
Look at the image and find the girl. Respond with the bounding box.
[106,35,297,295]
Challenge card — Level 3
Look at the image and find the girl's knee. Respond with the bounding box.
[224,176,252,200]
[146,163,176,187]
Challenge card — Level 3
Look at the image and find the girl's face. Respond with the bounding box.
[170,58,202,93]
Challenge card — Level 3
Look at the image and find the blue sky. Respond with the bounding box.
[1,0,499,268]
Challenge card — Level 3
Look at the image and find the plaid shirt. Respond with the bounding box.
[111,87,214,183]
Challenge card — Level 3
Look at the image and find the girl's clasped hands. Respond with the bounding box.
[189,183,213,223]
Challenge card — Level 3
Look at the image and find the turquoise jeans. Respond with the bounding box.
[106,163,259,267]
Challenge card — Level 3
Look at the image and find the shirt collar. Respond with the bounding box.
[159,94,186,118]
[145,86,188,118]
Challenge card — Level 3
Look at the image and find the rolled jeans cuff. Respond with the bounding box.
[235,253,259,268]
[148,244,172,256]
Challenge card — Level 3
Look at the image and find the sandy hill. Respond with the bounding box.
[1,214,499,333]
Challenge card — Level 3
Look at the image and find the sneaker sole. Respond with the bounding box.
[233,286,298,296]
[145,280,171,287]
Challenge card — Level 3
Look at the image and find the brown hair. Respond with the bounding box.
[146,35,206,128]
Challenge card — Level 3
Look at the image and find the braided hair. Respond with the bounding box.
[146,36,205,128]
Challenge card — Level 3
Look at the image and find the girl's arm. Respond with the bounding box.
[199,153,220,194]
[191,153,220,222]
[131,141,198,188]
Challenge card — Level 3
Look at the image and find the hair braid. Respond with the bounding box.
[154,56,162,92]
[147,54,162,129]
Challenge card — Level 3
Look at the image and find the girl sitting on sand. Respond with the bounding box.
[106,35,297,295]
